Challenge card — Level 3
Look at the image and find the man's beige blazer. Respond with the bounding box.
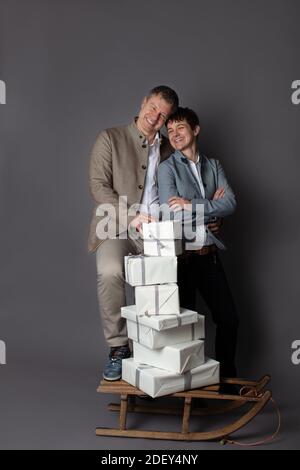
[88,120,173,253]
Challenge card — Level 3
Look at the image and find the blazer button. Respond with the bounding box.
[142,165,147,170]
[139,184,144,190]
[142,144,147,148]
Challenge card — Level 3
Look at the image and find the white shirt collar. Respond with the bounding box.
[188,153,200,165]
[148,132,160,147]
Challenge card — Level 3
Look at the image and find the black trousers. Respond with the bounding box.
[177,252,239,378]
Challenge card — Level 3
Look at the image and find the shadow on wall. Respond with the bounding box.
[221,176,280,378]
[195,105,282,379]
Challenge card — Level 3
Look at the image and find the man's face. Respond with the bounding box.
[137,94,173,135]
[167,119,200,152]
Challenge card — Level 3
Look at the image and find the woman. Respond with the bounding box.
[158,107,239,380]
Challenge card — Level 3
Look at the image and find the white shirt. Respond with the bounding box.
[187,154,205,198]
[140,133,160,217]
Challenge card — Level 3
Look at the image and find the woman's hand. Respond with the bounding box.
[213,187,226,200]
[168,197,192,212]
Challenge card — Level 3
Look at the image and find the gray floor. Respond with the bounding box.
[0,348,298,450]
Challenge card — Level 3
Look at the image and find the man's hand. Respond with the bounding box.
[168,197,192,212]
[213,187,226,200]
[207,218,223,235]
[129,212,157,234]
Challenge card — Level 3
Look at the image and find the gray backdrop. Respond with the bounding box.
[0,0,299,449]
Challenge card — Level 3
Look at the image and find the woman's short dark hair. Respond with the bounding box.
[166,107,199,130]
[148,86,179,113]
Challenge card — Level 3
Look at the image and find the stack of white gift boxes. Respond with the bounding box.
[121,220,220,398]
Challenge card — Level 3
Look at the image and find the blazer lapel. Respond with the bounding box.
[200,155,216,199]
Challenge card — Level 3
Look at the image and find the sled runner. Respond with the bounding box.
[95,375,272,442]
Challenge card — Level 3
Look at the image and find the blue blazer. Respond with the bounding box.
[157,150,237,248]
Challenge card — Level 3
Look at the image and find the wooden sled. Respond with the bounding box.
[95,375,272,442]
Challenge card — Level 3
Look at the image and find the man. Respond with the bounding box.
[158,107,239,379]
[88,86,178,381]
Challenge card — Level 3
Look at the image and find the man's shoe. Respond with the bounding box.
[102,345,131,381]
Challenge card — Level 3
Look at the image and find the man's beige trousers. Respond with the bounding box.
[96,237,143,347]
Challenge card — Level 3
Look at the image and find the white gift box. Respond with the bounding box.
[126,313,205,349]
[124,255,177,287]
[135,283,180,316]
[143,221,183,257]
[121,305,199,331]
[122,357,220,398]
[133,340,205,374]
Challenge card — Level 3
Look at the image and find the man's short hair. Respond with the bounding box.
[166,107,199,130]
[148,86,179,113]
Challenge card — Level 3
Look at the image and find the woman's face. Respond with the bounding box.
[167,119,200,152]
